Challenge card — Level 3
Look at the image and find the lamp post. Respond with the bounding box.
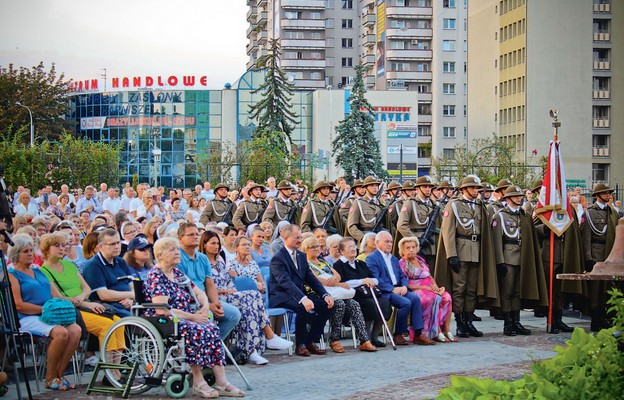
[15,101,34,147]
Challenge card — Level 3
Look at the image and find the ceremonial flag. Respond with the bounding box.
[535,140,572,236]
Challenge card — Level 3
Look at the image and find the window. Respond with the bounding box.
[342,0,353,9]
[341,38,353,48]
[311,52,322,59]
[443,148,456,158]
[418,126,431,136]
[443,83,456,94]
[443,40,456,51]
[310,72,322,80]
[310,12,321,19]
[443,19,456,29]
[443,0,456,7]
[390,20,406,29]
[443,105,456,116]
[443,62,456,73]
[390,41,407,50]
[341,76,351,86]
[341,57,353,67]
[443,127,456,138]
[341,19,353,28]
[417,84,430,93]
[416,62,429,71]
[391,62,410,71]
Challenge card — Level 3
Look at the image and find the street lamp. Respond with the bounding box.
[15,101,34,147]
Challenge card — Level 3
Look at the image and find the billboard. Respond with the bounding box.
[376,0,386,78]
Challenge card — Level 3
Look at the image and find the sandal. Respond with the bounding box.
[192,382,219,398]
[444,332,458,342]
[45,378,67,391]
[435,333,449,343]
[60,376,76,389]
[214,382,246,397]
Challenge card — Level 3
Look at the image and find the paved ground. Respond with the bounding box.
[4,310,588,400]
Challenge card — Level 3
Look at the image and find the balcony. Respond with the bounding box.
[281,0,326,9]
[386,49,432,60]
[246,40,258,53]
[257,30,268,43]
[386,28,433,39]
[281,18,326,29]
[363,53,375,65]
[385,6,433,18]
[257,11,268,25]
[419,114,432,124]
[246,7,257,22]
[593,90,610,99]
[593,146,610,157]
[257,0,267,5]
[419,92,433,102]
[593,60,611,70]
[281,39,326,49]
[293,79,327,89]
[593,31,610,42]
[281,59,326,69]
[365,75,376,86]
[362,34,376,47]
[362,13,376,27]
[386,70,432,82]
[593,118,610,128]
[593,2,611,12]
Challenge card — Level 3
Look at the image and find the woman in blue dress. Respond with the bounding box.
[248,226,272,268]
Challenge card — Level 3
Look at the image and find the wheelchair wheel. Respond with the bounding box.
[100,316,166,395]
[165,374,189,398]
[203,368,216,386]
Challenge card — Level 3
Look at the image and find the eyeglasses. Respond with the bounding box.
[103,241,121,247]
[124,229,138,235]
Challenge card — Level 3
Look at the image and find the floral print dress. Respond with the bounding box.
[142,267,225,367]
[213,259,270,356]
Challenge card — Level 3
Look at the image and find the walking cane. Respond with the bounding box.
[370,288,397,350]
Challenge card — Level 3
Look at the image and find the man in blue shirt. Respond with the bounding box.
[82,228,135,317]
[177,222,241,339]
[76,185,103,220]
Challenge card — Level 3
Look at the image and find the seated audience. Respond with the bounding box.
[357,232,377,262]
[123,234,154,279]
[249,226,272,269]
[323,234,342,266]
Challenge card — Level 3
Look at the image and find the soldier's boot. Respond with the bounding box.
[455,312,470,338]
[512,311,531,335]
[503,312,517,336]
[556,309,574,333]
[489,307,505,321]
[590,309,604,332]
[548,309,560,334]
[471,312,482,322]
[464,312,483,337]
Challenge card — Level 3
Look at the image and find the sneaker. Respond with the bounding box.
[248,351,269,365]
[84,355,99,367]
[266,335,294,350]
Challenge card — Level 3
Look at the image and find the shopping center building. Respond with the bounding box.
[68,69,429,188]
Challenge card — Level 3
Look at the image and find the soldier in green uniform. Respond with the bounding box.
[262,180,295,227]
[522,180,542,216]
[492,185,548,336]
[346,176,384,243]
[434,175,499,338]
[384,181,402,237]
[199,183,232,225]
[339,179,364,234]
[300,181,335,233]
[581,183,619,331]
[486,179,513,221]
[232,183,266,230]
[396,176,437,267]
[479,182,495,205]
[431,180,451,203]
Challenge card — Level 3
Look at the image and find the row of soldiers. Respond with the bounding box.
[199,176,620,337]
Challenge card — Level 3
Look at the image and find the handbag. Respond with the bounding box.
[40,298,76,326]
[324,285,356,300]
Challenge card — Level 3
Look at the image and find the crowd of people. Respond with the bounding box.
[0,172,621,395]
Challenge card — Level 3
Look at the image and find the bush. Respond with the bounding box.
[437,289,624,400]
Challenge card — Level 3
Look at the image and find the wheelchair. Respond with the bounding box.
[96,277,251,397]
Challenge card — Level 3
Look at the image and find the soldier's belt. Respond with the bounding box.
[457,234,480,242]
[503,238,521,246]
[592,238,607,245]
[413,228,426,232]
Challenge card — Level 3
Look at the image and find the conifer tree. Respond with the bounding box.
[332,63,386,183]
[248,39,298,154]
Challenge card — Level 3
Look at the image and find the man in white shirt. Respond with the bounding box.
[266,177,278,198]
[96,182,109,205]
[60,184,76,206]
[200,182,215,201]
[102,188,121,216]
[129,183,148,216]
[119,186,135,213]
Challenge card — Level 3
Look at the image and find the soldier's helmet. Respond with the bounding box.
[531,180,543,193]
[415,175,436,187]
[437,180,453,191]
[248,183,266,192]
[495,179,513,193]
[479,182,495,192]
[362,176,382,187]
[592,183,614,196]
[277,180,292,191]
[214,183,230,192]
[387,180,402,192]
[313,180,333,193]
[401,180,416,190]
[460,175,483,189]
[351,179,363,192]
[501,185,524,199]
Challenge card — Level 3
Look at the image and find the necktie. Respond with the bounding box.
[291,251,298,270]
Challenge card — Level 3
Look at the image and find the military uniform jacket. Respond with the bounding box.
[232,199,265,230]
[346,196,383,243]
[440,198,483,262]
[581,203,618,263]
[397,197,434,239]
[522,198,538,215]
[300,197,334,232]
[263,197,294,227]
[492,207,522,266]
[486,201,505,222]
[199,198,233,225]
[338,197,355,232]
[385,198,402,237]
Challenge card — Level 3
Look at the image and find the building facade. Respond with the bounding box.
[467,0,623,188]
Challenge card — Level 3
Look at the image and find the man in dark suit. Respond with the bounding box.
[269,224,334,356]
[366,231,434,345]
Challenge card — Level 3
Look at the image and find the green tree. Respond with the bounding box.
[332,63,386,184]
[195,141,238,186]
[0,62,73,143]
[248,39,298,154]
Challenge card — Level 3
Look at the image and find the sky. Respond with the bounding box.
[0,0,249,88]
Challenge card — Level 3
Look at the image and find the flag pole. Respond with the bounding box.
[548,111,561,332]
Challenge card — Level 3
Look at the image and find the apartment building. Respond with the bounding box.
[467,0,623,187]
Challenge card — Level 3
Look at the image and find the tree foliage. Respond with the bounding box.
[0,129,121,190]
[195,141,238,186]
[331,63,387,184]
[0,62,73,143]
[431,134,546,188]
[248,39,298,154]
[238,136,303,186]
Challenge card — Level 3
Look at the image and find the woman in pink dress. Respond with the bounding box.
[398,237,456,343]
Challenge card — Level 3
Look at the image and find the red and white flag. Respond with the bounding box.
[535,140,572,236]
